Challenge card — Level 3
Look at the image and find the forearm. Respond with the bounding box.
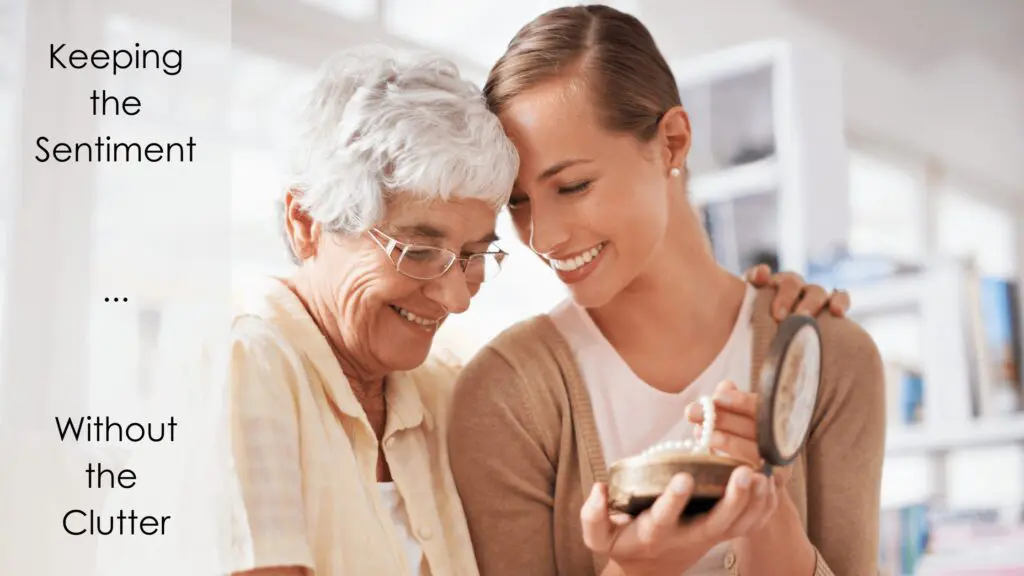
[733,493,815,576]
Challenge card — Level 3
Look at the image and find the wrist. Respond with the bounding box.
[612,540,714,576]
[734,494,815,575]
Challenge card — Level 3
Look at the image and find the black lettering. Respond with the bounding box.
[63,509,86,536]
[90,49,109,69]
[34,136,50,162]
[53,142,73,162]
[55,416,85,441]
[49,43,66,69]
[67,48,88,69]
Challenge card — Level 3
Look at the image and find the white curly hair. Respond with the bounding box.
[282,44,519,260]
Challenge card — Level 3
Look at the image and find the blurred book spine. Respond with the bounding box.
[879,503,931,576]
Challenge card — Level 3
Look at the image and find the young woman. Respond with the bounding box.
[448,5,883,576]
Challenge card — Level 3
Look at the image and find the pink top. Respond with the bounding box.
[549,283,757,464]
[549,283,757,575]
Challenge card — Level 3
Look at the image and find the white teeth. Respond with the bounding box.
[551,243,604,272]
[392,306,442,329]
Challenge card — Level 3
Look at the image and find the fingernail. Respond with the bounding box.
[756,476,768,495]
[714,394,733,406]
[795,308,810,317]
[737,468,751,488]
[669,474,690,494]
[775,307,786,319]
[686,403,701,418]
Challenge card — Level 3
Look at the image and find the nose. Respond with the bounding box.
[425,264,472,315]
[527,200,571,256]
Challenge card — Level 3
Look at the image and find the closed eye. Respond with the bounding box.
[558,180,592,194]
[507,196,529,210]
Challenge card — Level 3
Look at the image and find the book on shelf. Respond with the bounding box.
[966,271,1024,418]
[879,502,931,576]
[885,362,925,427]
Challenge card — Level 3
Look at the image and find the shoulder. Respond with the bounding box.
[752,284,882,377]
[403,350,464,417]
[450,315,572,438]
[457,314,572,393]
[204,314,308,405]
[814,313,884,380]
[810,312,886,425]
[222,314,304,370]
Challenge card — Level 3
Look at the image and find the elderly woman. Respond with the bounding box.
[222,46,517,576]
[216,45,847,576]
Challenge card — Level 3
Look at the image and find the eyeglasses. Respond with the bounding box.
[368,227,508,283]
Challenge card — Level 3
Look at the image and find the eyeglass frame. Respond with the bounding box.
[367,227,509,282]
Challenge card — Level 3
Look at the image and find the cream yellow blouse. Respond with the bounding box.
[222,278,478,575]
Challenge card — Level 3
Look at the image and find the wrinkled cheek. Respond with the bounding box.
[334,272,382,336]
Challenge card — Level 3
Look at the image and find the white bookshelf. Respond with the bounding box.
[671,40,849,277]
[675,40,1024,573]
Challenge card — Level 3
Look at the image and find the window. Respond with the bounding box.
[936,185,1015,278]
[847,150,925,262]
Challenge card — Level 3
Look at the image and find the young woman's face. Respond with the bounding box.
[500,78,679,309]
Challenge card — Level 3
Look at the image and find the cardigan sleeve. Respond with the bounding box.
[448,345,562,576]
[803,316,886,575]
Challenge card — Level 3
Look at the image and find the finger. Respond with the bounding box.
[708,430,761,466]
[771,272,804,320]
[580,483,617,552]
[828,289,850,317]
[700,466,754,539]
[712,383,758,417]
[637,473,693,545]
[726,473,774,537]
[744,264,772,287]
[687,408,756,440]
[793,284,829,317]
[753,478,780,531]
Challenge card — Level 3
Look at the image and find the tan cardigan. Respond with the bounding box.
[448,286,885,576]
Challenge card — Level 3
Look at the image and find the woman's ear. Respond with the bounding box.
[283,190,319,261]
[658,105,692,172]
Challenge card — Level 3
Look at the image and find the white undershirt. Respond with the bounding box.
[550,283,757,574]
[377,482,423,576]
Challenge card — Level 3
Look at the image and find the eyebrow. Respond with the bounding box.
[539,158,593,181]
[391,224,499,245]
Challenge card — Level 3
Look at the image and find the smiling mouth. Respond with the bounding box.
[549,243,606,272]
[389,305,445,331]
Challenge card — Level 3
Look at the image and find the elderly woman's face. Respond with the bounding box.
[311,196,498,372]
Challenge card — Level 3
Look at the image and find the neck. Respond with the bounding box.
[283,274,387,403]
[588,201,747,389]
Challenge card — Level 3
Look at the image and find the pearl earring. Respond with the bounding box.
[670,167,681,177]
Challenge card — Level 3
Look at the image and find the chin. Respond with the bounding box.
[383,345,433,373]
[567,281,621,310]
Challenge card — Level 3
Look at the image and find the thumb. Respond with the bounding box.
[580,483,616,553]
